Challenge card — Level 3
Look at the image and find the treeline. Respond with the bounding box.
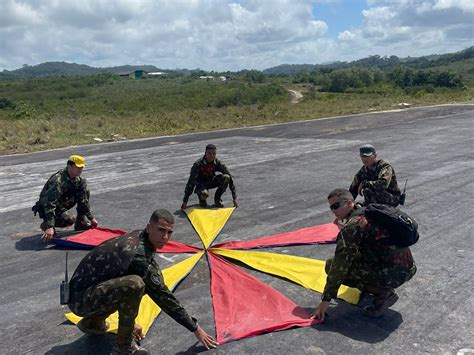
[290,66,464,92]
[263,46,473,75]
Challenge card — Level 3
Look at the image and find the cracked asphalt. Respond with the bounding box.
[1,103,473,354]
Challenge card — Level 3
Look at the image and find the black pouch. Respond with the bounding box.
[32,202,39,216]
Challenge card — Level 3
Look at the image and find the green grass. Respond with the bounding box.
[0,75,472,154]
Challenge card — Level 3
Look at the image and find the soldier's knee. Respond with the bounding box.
[222,174,230,183]
[56,212,76,227]
[198,189,209,199]
[125,275,145,296]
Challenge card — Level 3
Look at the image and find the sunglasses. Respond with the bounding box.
[330,201,346,210]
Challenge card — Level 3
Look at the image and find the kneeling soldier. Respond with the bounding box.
[349,144,402,207]
[312,189,416,321]
[67,209,218,354]
[32,155,98,241]
[181,144,238,210]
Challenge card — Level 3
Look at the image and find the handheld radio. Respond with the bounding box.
[60,252,70,305]
[399,178,408,206]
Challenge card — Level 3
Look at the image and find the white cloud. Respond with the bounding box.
[338,30,355,41]
[0,0,472,71]
[433,0,474,12]
[335,0,473,61]
[0,0,332,70]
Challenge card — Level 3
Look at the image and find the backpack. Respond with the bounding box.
[363,204,419,247]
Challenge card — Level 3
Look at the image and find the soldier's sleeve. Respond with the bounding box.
[183,163,199,203]
[349,170,362,199]
[217,161,237,199]
[366,162,393,191]
[40,177,62,228]
[135,259,198,331]
[75,178,94,220]
[322,222,363,301]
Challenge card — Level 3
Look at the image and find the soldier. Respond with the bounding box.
[32,155,98,241]
[181,144,238,210]
[311,189,416,320]
[349,144,401,207]
[67,209,218,354]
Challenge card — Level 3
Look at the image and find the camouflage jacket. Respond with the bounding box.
[349,159,401,199]
[37,168,93,228]
[69,230,198,332]
[183,156,236,202]
[322,207,414,301]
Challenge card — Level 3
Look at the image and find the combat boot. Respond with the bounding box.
[77,316,110,335]
[111,341,149,355]
[112,326,149,355]
[363,288,399,318]
[199,199,208,207]
[213,199,224,208]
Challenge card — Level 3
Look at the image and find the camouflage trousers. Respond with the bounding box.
[325,257,416,291]
[196,174,230,202]
[362,188,400,207]
[36,204,88,229]
[68,275,145,329]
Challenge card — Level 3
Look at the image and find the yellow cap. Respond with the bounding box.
[68,155,86,168]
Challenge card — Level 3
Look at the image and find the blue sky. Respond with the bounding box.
[0,0,473,71]
[312,1,366,38]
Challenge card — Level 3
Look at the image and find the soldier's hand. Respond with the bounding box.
[358,182,365,196]
[194,325,218,349]
[42,227,55,242]
[310,301,330,322]
[181,202,187,211]
[233,199,239,208]
[90,218,98,229]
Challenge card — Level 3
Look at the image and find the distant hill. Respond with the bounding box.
[263,46,474,75]
[0,62,165,79]
[1,46,472,79]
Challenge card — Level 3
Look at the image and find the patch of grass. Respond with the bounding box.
[0,75,472,154]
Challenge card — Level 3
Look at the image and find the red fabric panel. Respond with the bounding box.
[213,223,339,250]
[51,227,201,253]
[51,227,127,248]
[158,241,202,253]
[208,253,318,344]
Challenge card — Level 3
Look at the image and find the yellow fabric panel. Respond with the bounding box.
[65,252,204,335]
[210,248,360,305]
[185,206,235,248]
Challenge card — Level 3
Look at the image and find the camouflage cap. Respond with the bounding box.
[359,144,376,157]
[68,155,86,168]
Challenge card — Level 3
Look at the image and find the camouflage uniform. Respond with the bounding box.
[68,230,198,332]
[321,206,416,302]
[183,156,237,204]
[349,159,401,207]
[33,168,93,228]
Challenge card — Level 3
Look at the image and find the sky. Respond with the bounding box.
[0,0,473,72]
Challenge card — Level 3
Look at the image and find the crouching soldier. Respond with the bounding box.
[67,209,218,354]
[312,189,416,321]
[349,144,401,207]
[181,144,238,209]
[32,155,98,241]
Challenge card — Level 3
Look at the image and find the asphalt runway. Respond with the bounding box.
[1,104,473,354]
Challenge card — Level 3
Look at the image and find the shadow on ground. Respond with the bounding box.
[45,334,114,355]
[15,230,81,251]
[311,300,403,343]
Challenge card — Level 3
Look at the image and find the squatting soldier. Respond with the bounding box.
[312,189,416,320]
[181,144,238,210]
[67,209,218,354]
[349,144,401,206]
[32,155,98,241]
